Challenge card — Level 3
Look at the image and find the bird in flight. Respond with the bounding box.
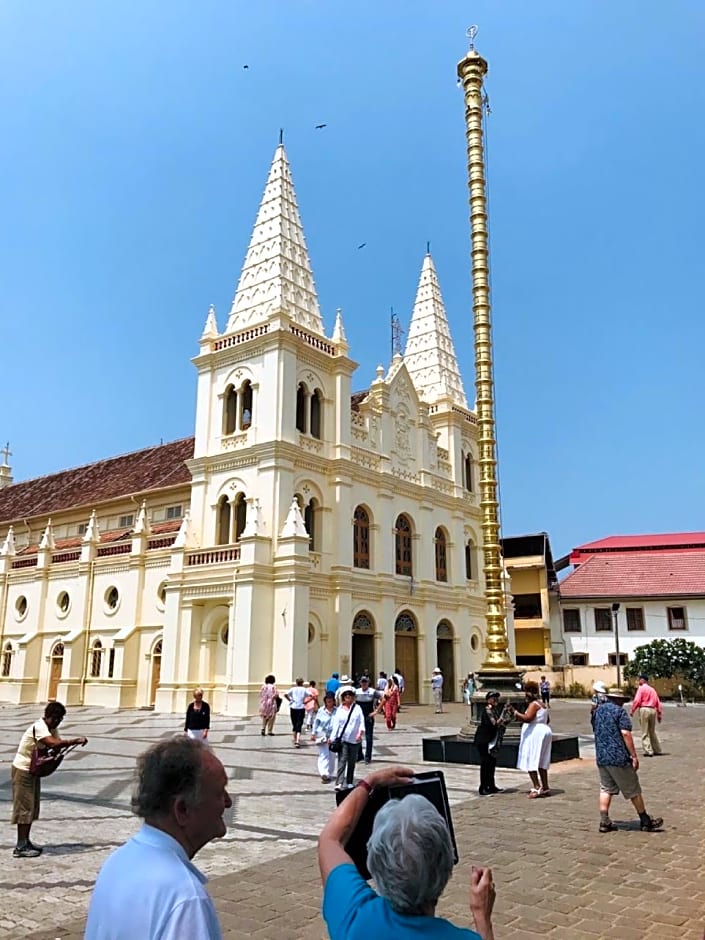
[243,64,249,70]
[315,123,327,129]
[357,243,367,250]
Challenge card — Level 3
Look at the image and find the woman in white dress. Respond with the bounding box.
[513,680,552,797]
[312,692,337,783]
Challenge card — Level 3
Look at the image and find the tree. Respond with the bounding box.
[624,638,705,688]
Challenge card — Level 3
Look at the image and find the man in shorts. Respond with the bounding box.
[591,684,663,834]
[11,701,88,857]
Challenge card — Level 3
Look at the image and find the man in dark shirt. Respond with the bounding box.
[591,684,663,834]
[355,677,382,764]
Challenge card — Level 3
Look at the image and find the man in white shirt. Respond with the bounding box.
[431,667,444,713]
[85,736,231,939]
[355,676,383,764]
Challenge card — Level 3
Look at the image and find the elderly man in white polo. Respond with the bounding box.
[431,667,444,713]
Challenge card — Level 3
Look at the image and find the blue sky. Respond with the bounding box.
[1,1,704,557]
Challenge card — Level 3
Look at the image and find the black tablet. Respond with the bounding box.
[335,771,458,881]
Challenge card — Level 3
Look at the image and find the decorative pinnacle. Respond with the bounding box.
[466,25,479,50]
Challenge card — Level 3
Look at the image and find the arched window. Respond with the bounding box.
[304,498,318,552]
[234,492,247,541]
[353,506,370,569]
[464,452,474,492]
[310,388,323,439]
[394,611,417,633]
[224,385,237,435]
[216,496,231,545]
[434,527,448,582]
[465,540,475,580]
[437,620,453,638]
[352,611,375,633]
[1,642,12,678]
[395,514,413,577]
[240,380,253,430]
[90,640,103,678]
[296,383,308,433]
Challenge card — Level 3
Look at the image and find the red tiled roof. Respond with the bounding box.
[559,551,705,599]
[570,532,705,564]
[17,519,183,556]
[0,438,194,525]
[350,391,369,412]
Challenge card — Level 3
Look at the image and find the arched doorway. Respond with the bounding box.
[48,642,64,700]
[436,620,455,702]
[394,611,418,703]
[149,639,162,707]
[351,611,375,681]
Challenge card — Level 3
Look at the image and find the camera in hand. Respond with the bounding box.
[335,771,458,880]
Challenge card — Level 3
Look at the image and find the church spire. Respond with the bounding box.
[225,144,324,336]
[403,252,467,408]
[201,304,219,341]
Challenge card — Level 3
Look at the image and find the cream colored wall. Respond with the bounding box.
[0,314,491,715]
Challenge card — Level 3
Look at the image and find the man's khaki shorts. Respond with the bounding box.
[11,767,40,824]
[598,764,642,800]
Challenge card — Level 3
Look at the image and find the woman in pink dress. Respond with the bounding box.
[259,674,279,736]
[376,677,400,730]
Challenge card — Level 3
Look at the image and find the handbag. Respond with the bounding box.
[28,725,79,778]
[274,695,282,712]
[329,706,354,754]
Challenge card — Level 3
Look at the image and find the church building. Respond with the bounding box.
[0,144,492,715]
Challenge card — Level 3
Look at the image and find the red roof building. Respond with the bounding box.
[555,532,705,671]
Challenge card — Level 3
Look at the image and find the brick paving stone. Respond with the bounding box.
[0,699,701,940]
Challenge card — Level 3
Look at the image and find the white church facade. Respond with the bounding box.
[0,145,498,716]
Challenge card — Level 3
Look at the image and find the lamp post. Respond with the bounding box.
[611,603,621,687]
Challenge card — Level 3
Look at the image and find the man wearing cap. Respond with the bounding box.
[590,683,663,833]
[431,668,444,714]
[630,675,663,757]
[474,691,507,796]
[325,672,341,696]
[355,676,383,764]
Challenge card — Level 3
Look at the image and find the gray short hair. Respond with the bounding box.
[366,794,454,914]
[131,736,205,819]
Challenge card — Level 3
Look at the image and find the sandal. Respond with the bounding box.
[538,787,550,798]
[528,788,541,798]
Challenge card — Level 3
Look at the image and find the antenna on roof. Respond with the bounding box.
[391,308,404,358]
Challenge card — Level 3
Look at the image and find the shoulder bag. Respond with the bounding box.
[29,725,79,778]
[328,706,354,754]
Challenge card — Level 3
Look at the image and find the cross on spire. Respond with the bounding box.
[0,442,10,466]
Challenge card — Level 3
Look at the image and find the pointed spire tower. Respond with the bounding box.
[403,251,467,408]
[226,144,325,336]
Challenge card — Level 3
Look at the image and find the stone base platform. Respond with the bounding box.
[422,732,580,767]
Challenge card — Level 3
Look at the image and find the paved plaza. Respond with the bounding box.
[0,698,703,939]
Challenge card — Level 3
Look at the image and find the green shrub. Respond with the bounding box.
[567,681,588,698]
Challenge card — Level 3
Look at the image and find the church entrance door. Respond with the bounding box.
[352,633,374,682]
[351,611,375,682]
[394,611,418,703]
[48,643,64,700]
[394,635,418,703]
[436,621,455,701]
[149,640,162,706]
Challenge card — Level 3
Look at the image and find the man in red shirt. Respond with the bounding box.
[630,674,663,757]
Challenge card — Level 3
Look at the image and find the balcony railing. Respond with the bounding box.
[187,546,241,566]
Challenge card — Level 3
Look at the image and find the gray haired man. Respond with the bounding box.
[591,685,663,834]
[85,736,231,939]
